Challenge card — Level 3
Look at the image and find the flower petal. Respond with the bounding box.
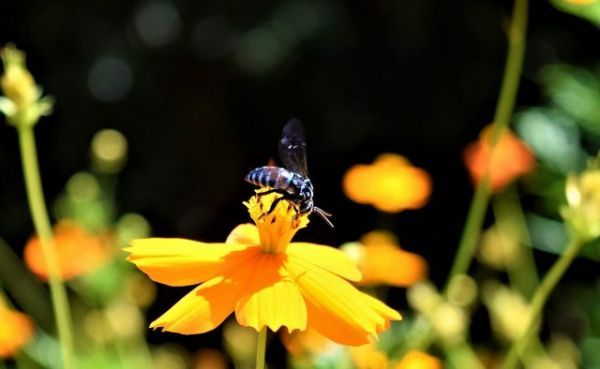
[235,254,307,332]
[125,238,254,286]
[287,243,362,282]
[225,224,260,245]
[150,266,255,334]
[285,257,401,346]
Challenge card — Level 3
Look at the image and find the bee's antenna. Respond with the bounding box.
[313,207,334,228]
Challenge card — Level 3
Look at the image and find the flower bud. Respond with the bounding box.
[562,167,600,241]
[0,44,53,127]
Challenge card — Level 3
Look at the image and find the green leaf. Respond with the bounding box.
[549,0,600,27]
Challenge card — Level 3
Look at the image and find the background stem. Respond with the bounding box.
[445,0,529,290]
[17,125,76,369]
[500,236,584,369]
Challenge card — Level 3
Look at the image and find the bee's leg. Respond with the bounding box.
[265,196,287,215]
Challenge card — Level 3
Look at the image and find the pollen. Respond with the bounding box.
[244,189,309,254]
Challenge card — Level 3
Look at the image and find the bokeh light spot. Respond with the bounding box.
[91,129,128,174]
[234,27,285,74]
[134,1,181,48]
[88,57,133,103]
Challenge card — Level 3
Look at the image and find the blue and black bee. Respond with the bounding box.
[245,119,334,228]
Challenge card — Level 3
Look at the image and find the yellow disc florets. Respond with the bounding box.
[244,190,309,254]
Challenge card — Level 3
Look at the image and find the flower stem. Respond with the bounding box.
[500,236,584,369]
[17,125,76,369]
[492,187,539,298]
[445,0,529,290]
[255,327,267,369]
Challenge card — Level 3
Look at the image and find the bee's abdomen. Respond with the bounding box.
[245,166,294,191]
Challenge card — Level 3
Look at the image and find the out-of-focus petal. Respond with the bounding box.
[464,125,535,191]
[349,342,388,369]
[287,242,362,282]
[343,164,375,204]
[394,350,443,369]
[235,254,306,332]
[0,307,35,358]
[125,239,255,286]
[343,154,432,213]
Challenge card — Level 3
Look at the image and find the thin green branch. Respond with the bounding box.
[17,125,76,369]
[445,0,529,290]
[492,186,539,298]
[500,236,584,369]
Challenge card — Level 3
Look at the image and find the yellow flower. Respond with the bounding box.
[125,191,401,345]
[342,230,427,287]
[343,154,432,213]
[0,306,35,358]
[393,350,443,369]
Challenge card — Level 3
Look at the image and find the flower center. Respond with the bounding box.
[244,190,309,254]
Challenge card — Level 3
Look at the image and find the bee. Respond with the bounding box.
[245,118,334,228]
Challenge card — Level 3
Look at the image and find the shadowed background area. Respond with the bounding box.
[0,0,599,367]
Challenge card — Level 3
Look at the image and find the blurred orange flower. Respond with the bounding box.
[193,348,229,369]
[343,154,432,213]
[394,350,443,369]
[24,221,113,280]
[126,192,401,346]
[282,328,388,369]
[0,306,35,358]
[463,125,534,191]
[343,230,427,287]
[349,341,389,369]
[281,327,335,356]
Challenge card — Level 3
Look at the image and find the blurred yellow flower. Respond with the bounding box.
[463,125,535,191]
[0,306,35,358]
[343,154,432,213]
[343,230,427,287]
[394,350,443,369]
[482,281,530,341]
[126,191,401,345]
[563,169,600,240]
[24,221,113,280]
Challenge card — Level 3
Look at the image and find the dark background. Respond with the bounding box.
[0,0,598,363]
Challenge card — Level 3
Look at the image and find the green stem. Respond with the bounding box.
[17,125,76,369]
[255,327,267,369]
[445,340,485,369]
[492,187,539,298]
[445,0,529,290]
[500,236,585,369]
[445,180,491,289]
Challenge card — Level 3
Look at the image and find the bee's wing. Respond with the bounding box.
[279,118,309,176]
